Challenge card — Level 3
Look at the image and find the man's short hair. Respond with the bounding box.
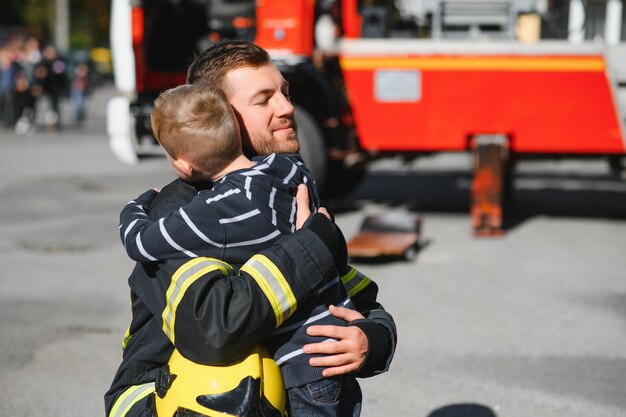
[151,84,241,177]
[186,40,270,93]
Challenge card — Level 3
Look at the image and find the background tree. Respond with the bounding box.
[0,0,111,49]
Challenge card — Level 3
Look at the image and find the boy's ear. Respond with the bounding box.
[171,158,194,178]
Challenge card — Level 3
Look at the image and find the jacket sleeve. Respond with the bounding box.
[119,189,225,262]
[340,267,397,378]
[161,228,337,365]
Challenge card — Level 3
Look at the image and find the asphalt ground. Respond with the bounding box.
[0,85,625,417]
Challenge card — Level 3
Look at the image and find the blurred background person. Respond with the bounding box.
[70,62,90,125]
[0,47,18,129]
[12,65,36,135]
[12,37,41,135]
[36,45,67,131]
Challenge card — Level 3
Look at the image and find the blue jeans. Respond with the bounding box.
[287,376,362,417]
[71,90,87,123]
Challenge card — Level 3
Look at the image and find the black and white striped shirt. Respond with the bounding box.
[119,153,320,266]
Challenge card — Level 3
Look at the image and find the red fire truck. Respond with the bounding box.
[108,0,626,234]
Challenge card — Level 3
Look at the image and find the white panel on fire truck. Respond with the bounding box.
[375,70,421,102]
[110,0,135,92]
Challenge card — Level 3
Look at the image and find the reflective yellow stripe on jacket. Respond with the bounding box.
[109,382,154,417]
[122,297,133,349]
[162,257,233,343]
[240,254,297,327]
[341,267,372,297]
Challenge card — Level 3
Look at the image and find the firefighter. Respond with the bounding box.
[105,41,396,417]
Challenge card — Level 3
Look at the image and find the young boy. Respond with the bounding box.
[119,83,362,416]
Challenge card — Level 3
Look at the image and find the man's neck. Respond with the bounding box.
[211,154,255,181]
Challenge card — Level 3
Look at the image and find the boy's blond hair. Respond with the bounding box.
[151,84,241,177]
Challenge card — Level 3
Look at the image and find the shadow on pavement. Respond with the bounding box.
[328,169,626,233]
[427,403,497,417]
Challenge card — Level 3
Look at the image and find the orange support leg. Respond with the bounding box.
[470,134,509,236]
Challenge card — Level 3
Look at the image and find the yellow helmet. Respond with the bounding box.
[155,345,286,417]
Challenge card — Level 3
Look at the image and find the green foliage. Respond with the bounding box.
[1,0,111,47]
[23,0,53,29]
[70,0,111,47]
[69,31,91,49]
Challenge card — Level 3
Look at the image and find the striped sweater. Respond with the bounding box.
[120,153,320,264]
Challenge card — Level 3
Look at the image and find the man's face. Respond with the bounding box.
[224,63,299,156]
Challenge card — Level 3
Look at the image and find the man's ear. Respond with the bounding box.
[171,158,194,178]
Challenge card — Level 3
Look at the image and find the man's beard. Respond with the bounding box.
[243,118,300,156]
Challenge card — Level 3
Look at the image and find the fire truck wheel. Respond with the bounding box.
[608,156,624,177]
[294,105,328,189]
[323,160,365,199]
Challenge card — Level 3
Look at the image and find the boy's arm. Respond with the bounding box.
[119,188,224,262]
[119,189,161,261]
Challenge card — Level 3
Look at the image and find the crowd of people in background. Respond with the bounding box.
[0,36,91,135]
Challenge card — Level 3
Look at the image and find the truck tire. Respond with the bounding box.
[323,159,365,199]
[294,105,328,190]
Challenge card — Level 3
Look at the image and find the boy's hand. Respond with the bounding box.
[295,184,330,229]
[302,305,367,377]
[318,207,331,221]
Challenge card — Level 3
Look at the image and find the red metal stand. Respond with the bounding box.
[470,134,509,236]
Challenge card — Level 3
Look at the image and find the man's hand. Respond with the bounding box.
[302,305,367,377]
[295,184,330,229]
